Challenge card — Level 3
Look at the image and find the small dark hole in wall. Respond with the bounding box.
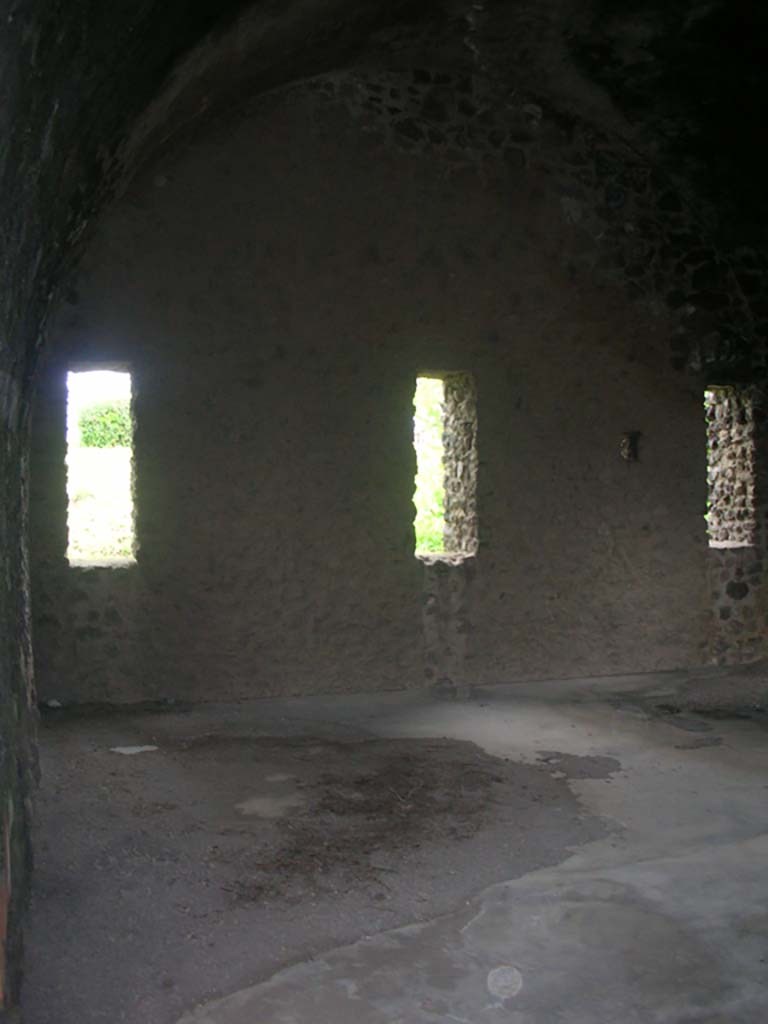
[619,431,641,462]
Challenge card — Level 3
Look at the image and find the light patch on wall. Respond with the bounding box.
[413,373,478,560]
[66,369,135,565]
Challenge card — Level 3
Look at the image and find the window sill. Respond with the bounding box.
[67,556,136,569]
[416,551,476,566]
[708,541,756,550]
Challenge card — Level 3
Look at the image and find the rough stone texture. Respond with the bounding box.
[29,73,716,704]
[422,558,475,695]
[442,372,478,557]
[706,386,768,664]
[0,440,36,1013]
[707,546,766,664]
[322,67,766,383]
[3,1,408,1006]
[704,388,756,547]
[4,0,768,1011]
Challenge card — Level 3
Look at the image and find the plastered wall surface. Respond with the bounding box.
[30,74,711,704]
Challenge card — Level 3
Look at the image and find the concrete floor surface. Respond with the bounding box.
[22,671,768,1023]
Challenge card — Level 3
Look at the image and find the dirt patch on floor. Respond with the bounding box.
[536,751,622,779]
[161,736,572,904]
[26,710,613,1024]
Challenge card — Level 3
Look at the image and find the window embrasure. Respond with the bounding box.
[704,386,756,548]
[66,368,135,566]
[412,372,477,561]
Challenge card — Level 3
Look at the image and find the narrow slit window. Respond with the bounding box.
[66,369,135,565]
[412,373,478,560]
[704,386,756,548]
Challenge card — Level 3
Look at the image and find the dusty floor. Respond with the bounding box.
[22,670,768,1023]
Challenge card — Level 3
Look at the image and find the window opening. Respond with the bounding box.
[704,386,756,548]
[413,377,446,553]
[66,369,135,565]
[413,373,478,560]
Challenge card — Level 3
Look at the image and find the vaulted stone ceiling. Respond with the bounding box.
[569,0,767,246]
[0,0,432,388]
[141,1,766,244]
[124,1,768,245]
[1,0,765,388]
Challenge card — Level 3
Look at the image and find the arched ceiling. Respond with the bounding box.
[122,0,767,244]
[1,0,765,396]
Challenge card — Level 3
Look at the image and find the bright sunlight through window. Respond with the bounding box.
[413,377,446,554]
[66,369,135,565]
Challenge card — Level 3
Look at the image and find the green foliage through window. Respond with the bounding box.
[78,399,132,448]
[67,370,135,563]
[413,377,445,553]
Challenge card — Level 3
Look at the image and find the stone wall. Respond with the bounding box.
[0,438,36,1013]
[29,71,719,703]
[707,386,768,663]
[0,2,259,1005]
[704,388,756,547]
[322,68,764,383]
[422,558,474,695]
[707,546,768,664]
[7,0,768,1011]
[442,373,478,557]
